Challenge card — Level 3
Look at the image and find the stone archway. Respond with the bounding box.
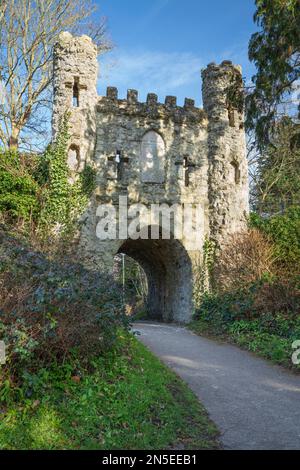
[118,231,193,323]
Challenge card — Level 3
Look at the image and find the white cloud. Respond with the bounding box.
[98,48,204,104]
[97,40,255,107]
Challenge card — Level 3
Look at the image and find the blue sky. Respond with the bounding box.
[96,0,258,106]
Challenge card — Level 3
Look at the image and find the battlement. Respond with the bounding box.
[202,60,242,75]
[202,60,244,123]
[54,31,98,57]
[97,87,206,123]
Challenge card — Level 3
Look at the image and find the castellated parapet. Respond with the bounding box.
[52,33,249,324]
[98,87,205,123]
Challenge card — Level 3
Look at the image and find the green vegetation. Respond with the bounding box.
[2,0,299,448]
[0,229,219,450]
[250,207,300,267]
[0,226,128,391]
[0,115,96,241]
[190,292,300,370]
[0,334,219,450]
[250,118,300,214]
[240,0,300,368]
[37,114,96,240]
[0,151,39,224]
[246,0,300,150]
[192,209,300,371]
[246,2,300,216]
[0,118,219,451]
[113,254,149,320]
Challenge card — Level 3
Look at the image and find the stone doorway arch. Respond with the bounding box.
[118,230,193,323]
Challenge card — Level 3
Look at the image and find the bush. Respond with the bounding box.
[193,286,300,369]
[0,228,129,392]
[213,229,276,292]
[205,224,300,320]
[1,118,96,242]
[250,207,300,270]
[193,221,300,369]
[0,151,39,223]
[197,279,300,329]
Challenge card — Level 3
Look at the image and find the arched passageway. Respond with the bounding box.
[118,232,193,323]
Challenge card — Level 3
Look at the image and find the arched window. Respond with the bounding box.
[67,145,80,171]
[140,131,165,183]
[230,161,241,184]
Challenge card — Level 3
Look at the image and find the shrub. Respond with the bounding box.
[213,229,276,292]
[197,279,300,326]
[202,224,300,321]
[0,228,129,391]
[193,204,300,370]
[250,207,300,270]
[0,151,39,223]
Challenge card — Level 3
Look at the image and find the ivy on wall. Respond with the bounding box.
[37,113,96,239]
[193,238,216,308]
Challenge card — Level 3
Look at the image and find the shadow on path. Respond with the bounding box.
[133,322,300,450]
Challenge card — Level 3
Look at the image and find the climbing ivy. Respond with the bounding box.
[37,113,96,240]
[194,238,216,308]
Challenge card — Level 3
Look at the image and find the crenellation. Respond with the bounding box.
[147,93,158,106]
[106,86,118,99]
[165,96,177,108]
[221,60,233,66]
[184,98,195,109]
[127,89,138,103]
[97,94,205,123]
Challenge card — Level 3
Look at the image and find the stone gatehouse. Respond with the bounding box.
[52,32,249,323]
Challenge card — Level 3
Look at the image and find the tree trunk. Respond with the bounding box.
[8,126,20,150]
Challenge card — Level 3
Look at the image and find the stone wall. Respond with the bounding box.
[95,87,208,204]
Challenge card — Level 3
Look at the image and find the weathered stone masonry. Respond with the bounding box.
[52,32,249,323]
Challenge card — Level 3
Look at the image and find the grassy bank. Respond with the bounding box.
[191,217,300,372]
[0,333,220,450]
[190,315,300,372]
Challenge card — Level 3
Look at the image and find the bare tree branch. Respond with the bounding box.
[0,0,110,152]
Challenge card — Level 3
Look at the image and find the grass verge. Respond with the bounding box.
[0,333,220,450]
[190,318,300,372]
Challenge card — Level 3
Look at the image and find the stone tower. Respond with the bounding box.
[52,32,98,171]
[202,61,249,248]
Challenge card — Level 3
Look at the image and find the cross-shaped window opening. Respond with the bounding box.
[73,78,80,107]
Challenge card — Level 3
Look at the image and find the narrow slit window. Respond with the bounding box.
[231,161,241,184]
[73,79,79,107]
[228,107,235,127]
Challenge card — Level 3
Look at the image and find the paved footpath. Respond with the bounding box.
[133,322,300,450]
